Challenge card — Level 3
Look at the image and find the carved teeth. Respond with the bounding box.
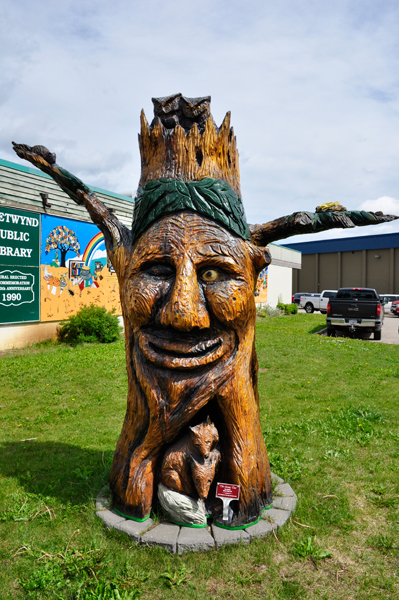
[195,339,217,354]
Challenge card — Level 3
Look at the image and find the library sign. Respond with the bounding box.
[0,207,40,324]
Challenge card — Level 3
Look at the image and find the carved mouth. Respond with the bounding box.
[138,330,233,369]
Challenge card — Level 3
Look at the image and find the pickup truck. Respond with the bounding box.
[299,290,337,313]
[292,292,318,305]
[326,287,384,339]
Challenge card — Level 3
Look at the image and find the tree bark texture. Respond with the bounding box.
[12,141,398,528]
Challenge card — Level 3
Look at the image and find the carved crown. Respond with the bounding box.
[138,108,241,196]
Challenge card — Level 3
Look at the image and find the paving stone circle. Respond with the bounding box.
[96,472,296,554]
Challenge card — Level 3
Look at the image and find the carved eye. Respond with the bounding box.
[201,269,219,283]
[196,478,200,482]
[206,441,211,445]
[142,263,174,279]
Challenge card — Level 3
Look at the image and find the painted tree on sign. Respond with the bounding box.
[45,226,80,267]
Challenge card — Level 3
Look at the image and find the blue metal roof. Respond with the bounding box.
[283,232,399,254]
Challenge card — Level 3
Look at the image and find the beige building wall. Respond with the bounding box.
[366,248,391,291]
[341,251,363,288]
[257,243,302,306]
[294,247,398,294]
[295,254,317,292]
[395,248,399,291]
[0,322,59,351]
[267,263,294,306]
[319,253,339,291]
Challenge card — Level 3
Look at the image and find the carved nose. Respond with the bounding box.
[160,260,210,331]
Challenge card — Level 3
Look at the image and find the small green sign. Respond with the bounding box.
[0,267,40,323]
[0,207,40,324]
[0,207,40,266]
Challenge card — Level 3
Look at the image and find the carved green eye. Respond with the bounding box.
[201,269,219,283]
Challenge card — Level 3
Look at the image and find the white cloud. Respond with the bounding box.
[359,196,399,214]
[1,0,399,243]
[92,249,107,260]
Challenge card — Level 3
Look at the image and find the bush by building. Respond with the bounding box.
[57,305,122,346]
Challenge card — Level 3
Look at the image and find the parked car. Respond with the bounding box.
[327,287,384,339]
[292,292,312,304]
[390,300,399,316]
[380,295,399,313]
[299,290,336,313]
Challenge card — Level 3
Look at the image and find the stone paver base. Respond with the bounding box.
[96,472,296,553]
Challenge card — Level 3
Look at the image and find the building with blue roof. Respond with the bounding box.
[284,232,399,295]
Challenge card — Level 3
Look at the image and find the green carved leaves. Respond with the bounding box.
[132,178,250,242]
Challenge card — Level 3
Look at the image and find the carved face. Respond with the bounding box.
[181,96,211,119]
[151,94,182,129]
[189,420,219,459]
[124,212,267,372]
[191,454,220,499]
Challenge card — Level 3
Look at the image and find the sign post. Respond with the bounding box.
[216,483,240,521]
[0,207,40,324]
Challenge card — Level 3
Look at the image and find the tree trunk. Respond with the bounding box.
[60,248,67,268]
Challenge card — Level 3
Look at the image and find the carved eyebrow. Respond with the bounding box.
[196,244,242,259]
[131,249,176,274]
[195,256,245,279]
[134,249,171,263]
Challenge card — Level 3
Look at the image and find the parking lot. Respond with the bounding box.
[298,309,399,345]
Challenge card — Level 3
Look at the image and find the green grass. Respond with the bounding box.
[1,313,398,599]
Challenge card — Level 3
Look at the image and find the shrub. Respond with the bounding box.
[276,302,298,315]
[57,305,122,346]
[285,303,298,315]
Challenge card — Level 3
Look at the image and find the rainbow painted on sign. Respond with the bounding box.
[81,232,104,266]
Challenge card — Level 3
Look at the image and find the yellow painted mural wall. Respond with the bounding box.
[40,264,121,322]
[40,213,121,323]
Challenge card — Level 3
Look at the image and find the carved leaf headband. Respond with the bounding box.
[132,177,250,243]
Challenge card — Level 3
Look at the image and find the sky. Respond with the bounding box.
[1,0,399,244]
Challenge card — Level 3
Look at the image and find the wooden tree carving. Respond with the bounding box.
[12,93,398,528]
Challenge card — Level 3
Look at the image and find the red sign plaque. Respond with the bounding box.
[216,483,240,500]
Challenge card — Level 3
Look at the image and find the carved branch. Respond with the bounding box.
[12,142,132,267]
[249,210,399,246]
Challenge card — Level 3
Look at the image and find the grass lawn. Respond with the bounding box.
[0,313,398,599]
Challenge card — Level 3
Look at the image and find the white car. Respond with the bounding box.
[299,290,337,313]
[380,295,399,314]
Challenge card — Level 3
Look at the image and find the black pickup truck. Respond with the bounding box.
[326,288,384,340]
